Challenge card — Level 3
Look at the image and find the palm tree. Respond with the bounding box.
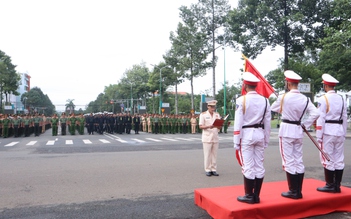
[65,99,75,114]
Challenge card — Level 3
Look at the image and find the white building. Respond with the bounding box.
[7,72,31,114]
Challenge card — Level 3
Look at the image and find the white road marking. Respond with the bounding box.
[46,141,55,145]
[83,139,92,144]
[160,138,177,142]
[66,140,73,145]
[26,141,37,146]
[5,142,19,147]
[175,138,193,141]
[145,138,162,142]
[99,139,110,143]
[131,138,145,143]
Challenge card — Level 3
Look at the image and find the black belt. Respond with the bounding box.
[242,124,264,129]
[325,120,343,124]
[282,119,300,125]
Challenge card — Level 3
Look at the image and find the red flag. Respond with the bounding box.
[241,55,275,98]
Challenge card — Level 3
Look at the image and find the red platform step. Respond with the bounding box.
[194,178,351,219]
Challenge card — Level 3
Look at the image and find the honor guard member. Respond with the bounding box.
[236,72,271,204]
[234,72,271,204]
[271,70,319,199]
[199,100,221,177]
[2,114,11,138]
[190,114,197,134]
[316,74,347,193]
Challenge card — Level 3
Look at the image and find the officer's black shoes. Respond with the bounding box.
[237,177,255,204]
[317,168,335,193]
[211,171,219,176]
[206,172,212,177]
[237,194,255,204]
[282,172,303,199]
[317,168,343,193]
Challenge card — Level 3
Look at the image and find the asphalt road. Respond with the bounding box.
[0,129,350,219]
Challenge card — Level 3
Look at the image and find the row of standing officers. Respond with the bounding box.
[199,71,347,205]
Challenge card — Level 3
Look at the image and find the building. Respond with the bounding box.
[7,72,31,114]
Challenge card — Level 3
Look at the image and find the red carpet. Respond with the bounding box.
[194,179,351,219]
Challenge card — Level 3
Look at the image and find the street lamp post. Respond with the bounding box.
[159,66,167,114]
[151,64,168,114]
[223,38,227,116]
[130,83,133,114]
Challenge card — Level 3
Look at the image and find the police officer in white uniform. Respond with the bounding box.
[234,72,271,204]
[199,100,221,177]
[271,70,319,199]
[316,74,347,193]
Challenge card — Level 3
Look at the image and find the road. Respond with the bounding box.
[0,129,350,219]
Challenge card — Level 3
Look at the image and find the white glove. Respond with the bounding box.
[317,138,322,143]
[264,143,268,149]
[234,144,240,150]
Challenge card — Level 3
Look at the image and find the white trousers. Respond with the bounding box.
[202,142,218,172]
[320,134,345,170]
[237,138,265,179]
[279,137,304,174]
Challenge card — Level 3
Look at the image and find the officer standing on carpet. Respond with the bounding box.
[315,74,347,193]
[234,72,271,204]
[271,70,319,199]
[199,100,221,177]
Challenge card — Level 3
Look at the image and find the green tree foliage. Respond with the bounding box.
[170,6,212,109]
[21,87,55,115]
[65,99,75,114]
[194,0,231,97]
[215,83,241,118]
[317,0,351,91]
[227,0,331,70]
[0,51,21,109]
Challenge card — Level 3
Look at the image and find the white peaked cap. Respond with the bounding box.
[284,70,302,83]
[322,74,339,86]
[243,72,260,86]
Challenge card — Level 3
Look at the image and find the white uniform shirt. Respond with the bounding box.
[233,91,271,146]
[271,89,319,138]
[316,90,347,138]
[199,110,220,143]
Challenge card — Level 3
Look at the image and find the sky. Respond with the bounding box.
[0,0,284,111]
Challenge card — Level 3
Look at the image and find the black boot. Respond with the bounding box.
[254,177,264,203]
[335,169,343,193]
[237,176,255,204]
[317,168,336,193]
[281,172,302,199]
[297,173,304,198]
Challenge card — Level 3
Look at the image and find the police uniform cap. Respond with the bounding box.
[243,72,260,86]
[207,100,217,106]
[284,70,302,83]
[322,73,339,86]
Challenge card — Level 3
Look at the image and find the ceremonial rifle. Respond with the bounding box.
[301,124,330,161]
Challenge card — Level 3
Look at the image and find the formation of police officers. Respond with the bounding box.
[0,112,231,138]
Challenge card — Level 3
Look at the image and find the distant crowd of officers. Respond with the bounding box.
[0,112,230,137]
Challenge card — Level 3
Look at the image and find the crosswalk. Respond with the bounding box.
[0,135,235,148]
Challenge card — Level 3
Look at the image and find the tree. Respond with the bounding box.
[170,14,211,110]
[317,0,351,91]
[21,87,55,115]
[65,99,75,114]
[163,47,186,115]
[193,0,231,97]
[227,0,331,70]
[0,51,21,111]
